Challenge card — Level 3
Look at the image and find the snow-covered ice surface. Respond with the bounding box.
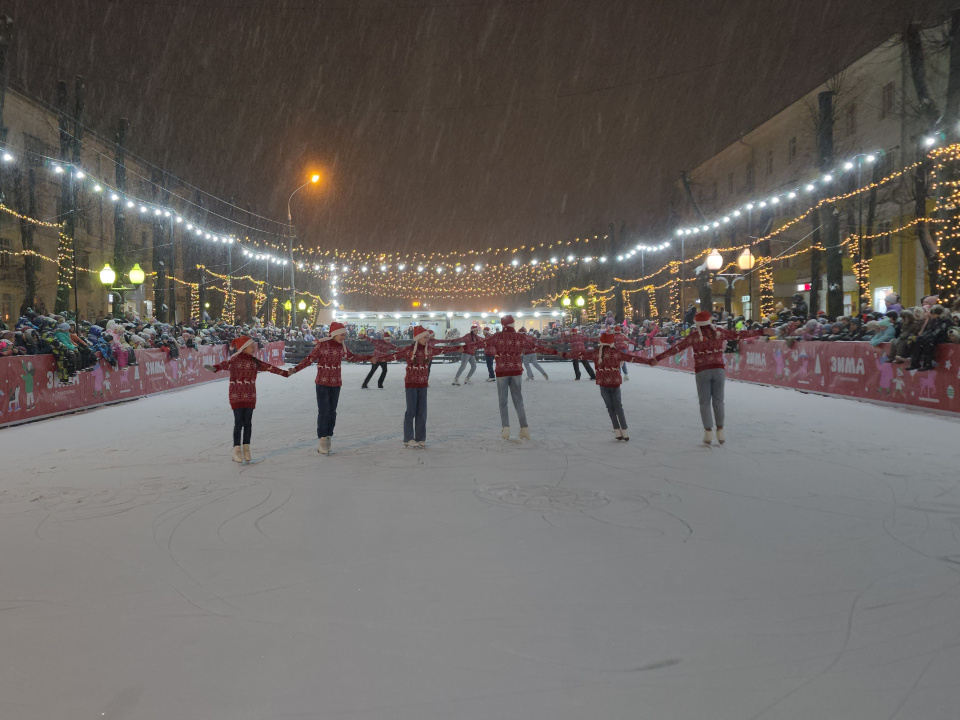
[2,363,959,720]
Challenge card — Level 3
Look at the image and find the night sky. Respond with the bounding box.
[4,0,952,255]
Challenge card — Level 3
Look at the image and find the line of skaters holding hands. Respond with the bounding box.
[209,313,764,462]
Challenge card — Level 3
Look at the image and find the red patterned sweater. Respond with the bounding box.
[370,338,400,363]
[381,341,463,388]
[290,340,373,386]
[481,328,557,377]
[654,327,762,373]
[458,331,484,356]
[212,352,288,409]
[564,346,650,388]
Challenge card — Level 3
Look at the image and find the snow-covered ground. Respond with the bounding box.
[2,362,959,720]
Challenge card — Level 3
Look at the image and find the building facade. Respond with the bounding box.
[668,26,948,320]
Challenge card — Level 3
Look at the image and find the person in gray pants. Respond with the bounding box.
[695,368,725,436]
[453,353,477,385]
[497,375,528,433]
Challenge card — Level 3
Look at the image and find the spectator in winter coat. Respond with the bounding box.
[909,305,953,371]
[868,318,896,347]
[790,293,809,320]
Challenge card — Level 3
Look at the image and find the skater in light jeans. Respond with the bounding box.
[694,368,725,435]
[453,353,477,384]
[522,352,548,380]
[497,375,528,429]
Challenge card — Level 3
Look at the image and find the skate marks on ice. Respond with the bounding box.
[474,483,691,538]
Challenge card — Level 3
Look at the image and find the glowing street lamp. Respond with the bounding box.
[286,172,323,327]
[99,264,116,286]
[128,263,145,285]
[706,249,724,271]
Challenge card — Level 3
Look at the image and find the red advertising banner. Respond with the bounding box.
[645,338,960,415]
[0,342,286,427]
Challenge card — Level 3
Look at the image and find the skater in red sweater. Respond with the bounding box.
[562,331,652,441]
[288,321,374,455]
[652,311,764,445]
[205,336,289,463]
[479,315,558,440]
[381,325,463,448]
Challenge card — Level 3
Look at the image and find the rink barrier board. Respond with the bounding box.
[643,338,960,416]
[0,342,286,428]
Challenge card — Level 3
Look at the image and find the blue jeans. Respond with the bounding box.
[485,354,496,378]
[316,385,341,438]
[404,387,428,442]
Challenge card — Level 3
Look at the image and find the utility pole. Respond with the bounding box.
[151,169,166,321]
[114,118,129,292]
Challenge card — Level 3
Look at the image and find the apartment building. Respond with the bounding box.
[673,26,947,319]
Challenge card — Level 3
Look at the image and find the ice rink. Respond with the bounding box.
[2,361,959,719]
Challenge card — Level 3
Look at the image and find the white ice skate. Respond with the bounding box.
[318,437,331,455]
[417,441,426,449]
[486,377,496,382]
[703,429,713,446]
[544,373,549,380]
[519,427,531,441]
[452,380,460,386]
[501,427,511,440]
[463,378,472,385]
[623,375,630,381]
[620,430,629,441]
[716,428,725,445]
[614,429,623,440]
[242,444,252,462]
[232,446,243,463]
[404,440,418,449]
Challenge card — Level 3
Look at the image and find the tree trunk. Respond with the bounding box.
[55,80,73,313]
[809,207,822,317]
[14,167,38,315]
[946,9,960,134]
[905,22,941,129]
[816,91,844,318]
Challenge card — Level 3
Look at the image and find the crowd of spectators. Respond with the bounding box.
[4,288,959,380]
[0,309,290,382]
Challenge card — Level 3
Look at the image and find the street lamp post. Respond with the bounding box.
[287,173,320,329]
[100,262,144,316]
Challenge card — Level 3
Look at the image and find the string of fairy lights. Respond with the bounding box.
[1,135,955,311]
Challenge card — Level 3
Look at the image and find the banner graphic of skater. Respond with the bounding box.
[646,339,960,415]
[0,343,285,427]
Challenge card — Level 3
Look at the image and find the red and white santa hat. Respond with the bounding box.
[597,331,616,363]
[412,325,434,342]
[694,311,713,326]
[500,314,515,326]
[227,335,256,360]
[318,321,348,342]
[518,327,527,334]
